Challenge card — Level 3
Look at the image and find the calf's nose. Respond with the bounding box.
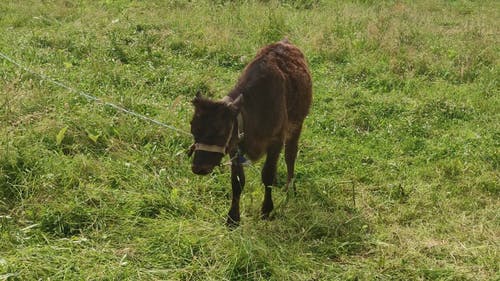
[191,165,213,175]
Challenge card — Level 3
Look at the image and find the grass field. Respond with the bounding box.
[1,0,499,280]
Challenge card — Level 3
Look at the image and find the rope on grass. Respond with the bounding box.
[0,51,191,136]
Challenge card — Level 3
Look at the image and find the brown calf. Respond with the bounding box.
[189,39,312,225]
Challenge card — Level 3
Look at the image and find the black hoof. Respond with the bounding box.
[226,214,240,228]
[260,204,274,220]
[260,211,275,221]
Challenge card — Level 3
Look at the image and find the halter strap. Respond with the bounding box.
[222,95,244,140]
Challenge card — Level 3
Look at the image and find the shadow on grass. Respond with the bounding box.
[242,186,371,260]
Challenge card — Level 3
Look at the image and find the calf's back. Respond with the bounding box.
[228,40,312,161]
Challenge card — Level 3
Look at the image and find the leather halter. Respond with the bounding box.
[191,121,234,154]
[189,96,243,156]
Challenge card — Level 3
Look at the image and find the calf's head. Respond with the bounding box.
[189,94,240,175]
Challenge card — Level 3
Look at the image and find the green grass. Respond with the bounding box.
[1,0,498,280]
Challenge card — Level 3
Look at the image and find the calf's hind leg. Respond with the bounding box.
[261,141,283,219]
[284,124,303,194]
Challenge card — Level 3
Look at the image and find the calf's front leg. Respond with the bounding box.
[227,159,245,226]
